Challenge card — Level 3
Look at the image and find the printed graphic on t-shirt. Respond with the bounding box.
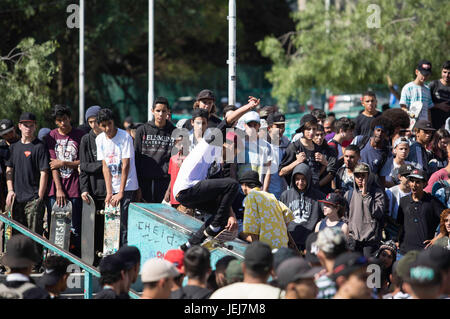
[106,150,122,182]
[55,138,78,178]
[290,198,312,224]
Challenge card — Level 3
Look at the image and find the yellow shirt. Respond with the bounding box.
[243,188,294,249]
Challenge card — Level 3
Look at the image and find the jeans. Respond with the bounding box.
[177,178,239,245]
[118,190,136,247]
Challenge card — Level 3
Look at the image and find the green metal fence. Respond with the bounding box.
[0,213,140,299]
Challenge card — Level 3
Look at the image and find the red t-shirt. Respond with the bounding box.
[168,153,186,205]
[424,168,450,193]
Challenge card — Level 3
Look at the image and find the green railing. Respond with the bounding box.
[0,214,141,299]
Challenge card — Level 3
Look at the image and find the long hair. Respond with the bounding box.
[193,100,217,115]
[431,128,450,160]
[440,209,450,236]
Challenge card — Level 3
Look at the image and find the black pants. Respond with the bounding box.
[139,177,170,203]
[348,238,380,257]
[177,178,239,244]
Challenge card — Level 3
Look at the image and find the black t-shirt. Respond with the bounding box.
[170,285,212,299]
[429,79,450,104]
[354,112,381,137]
[5,138,50,203]
[94,288,119,299]
[397,193,445,255]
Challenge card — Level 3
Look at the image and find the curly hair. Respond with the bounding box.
[440,209,450,236]
[381,108,410,130]
[371,115,394,137]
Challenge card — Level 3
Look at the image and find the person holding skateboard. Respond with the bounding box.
[46,105,84,256]
[5,112,49,259]
[174,96,260,251]
[96,108,139,247]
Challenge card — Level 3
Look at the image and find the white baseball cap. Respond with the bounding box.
[242,111,260,124]
[141,258,179,283]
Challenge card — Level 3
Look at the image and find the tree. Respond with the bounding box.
[0,38,57,127]
[257,0,450,111]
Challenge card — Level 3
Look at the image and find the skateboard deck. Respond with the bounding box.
[201,228,238,252]
[1,198,14,253]
[408,101,423,130]
[81,194,97,265]
[101,203,121,257]
[49,201,72,252]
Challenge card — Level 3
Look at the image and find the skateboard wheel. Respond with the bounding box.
[97,252,104,258]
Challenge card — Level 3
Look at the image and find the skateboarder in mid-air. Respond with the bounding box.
[173,96,260,251]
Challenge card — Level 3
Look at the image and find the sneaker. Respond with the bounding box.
[204,226,222,238]
[179,243,189,252]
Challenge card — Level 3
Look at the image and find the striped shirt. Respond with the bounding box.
[315,274,336,299]
[399,82,434,121]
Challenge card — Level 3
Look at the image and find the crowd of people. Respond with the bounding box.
[0,58,449,299]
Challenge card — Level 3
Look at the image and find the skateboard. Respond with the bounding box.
[407,101,423,130]
[49,201,72,252]
[99,203,121,257]
[81,194,101,265]
[201,228,238,252]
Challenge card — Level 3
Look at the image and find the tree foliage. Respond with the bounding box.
[0,38,57,127]
[257,0,450,111]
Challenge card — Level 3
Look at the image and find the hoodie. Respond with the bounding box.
[134,120,175,179]
[344,172,386,243]
[279,163,325,249]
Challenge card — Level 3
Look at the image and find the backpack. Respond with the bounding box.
[0,282,36,299]
[431,180,450,208]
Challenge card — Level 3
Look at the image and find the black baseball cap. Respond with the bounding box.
[116,245,141,270]
[414,120,436,131]
[295,114,317,133]
[19,112,37,123]
[408,168,427,181]
[398,163,414,177]
[405,262,442,286]
[304,232,320,264]
[417,59,432,76]
[318,193,346,207]
[0,235,41,268]
[267,112,286,126]
[244,241,273,272]
[276,257,322,289]
[330,252,369,281]
[238,170,262,188]
[196,89,215,101]
[0,119,14,136]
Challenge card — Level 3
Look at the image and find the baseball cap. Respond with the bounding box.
[315,227,347,257]
[398,163,414,177]
[276,257,322,289]
[330,252,369,281]
[238,170,262,187]
[414,120,436,131]
[0,235,41,268]
[267,112,286,126]
[408,168,426,180]
[19,112,36,123]
[0,119,14,136]
[241,111,260,124]
[354,163,370,174]
[295,114,318,133]
[244,241,273,272]
[395,250,420,279]
[225,259,244,283]
[116,245,141,270]
[318,193,347,207]
[273,247,298,271]
[304,232,320,264]
[196,89,215,101]
[406,263,441,286]
[416,246,450,271]
[141,258,179,283]
[417,59,432,76]
[393,137,410,149]
[164,249,185,274]
[39,255,71,287]
[99,254,127,274]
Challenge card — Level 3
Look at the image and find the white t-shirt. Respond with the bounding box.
[96,128,139,193]
[209,282,284,299]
